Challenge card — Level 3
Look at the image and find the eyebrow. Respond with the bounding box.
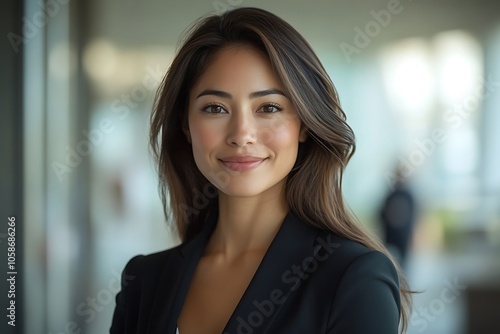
[196,88,287,99]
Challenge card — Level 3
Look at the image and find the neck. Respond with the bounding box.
[205,181,288,261]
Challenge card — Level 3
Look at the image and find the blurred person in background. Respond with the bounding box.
[379,165,418,270]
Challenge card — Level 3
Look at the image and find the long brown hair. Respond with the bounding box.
[150,7,412,332]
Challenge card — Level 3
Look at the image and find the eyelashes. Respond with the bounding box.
[201,102,283,114]
[202,103,226,114]
[258,103,283,113]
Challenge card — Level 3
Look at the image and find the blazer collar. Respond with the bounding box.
[147,209,321,334]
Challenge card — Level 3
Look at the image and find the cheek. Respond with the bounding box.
[189,119,215,145]
[189,119,222,153]
[261,118,301,153]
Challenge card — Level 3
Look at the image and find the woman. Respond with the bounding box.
[111,6,412,334]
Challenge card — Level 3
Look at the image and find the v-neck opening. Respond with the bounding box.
[175,209,290,334]
[149,210,320,334]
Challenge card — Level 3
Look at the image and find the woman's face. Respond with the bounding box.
[187,44,306,198]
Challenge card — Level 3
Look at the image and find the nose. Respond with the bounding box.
[226,109,257,147]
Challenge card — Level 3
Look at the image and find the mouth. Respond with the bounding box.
[218,156,267,172]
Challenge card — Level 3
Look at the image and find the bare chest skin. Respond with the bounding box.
[177,250,266,334]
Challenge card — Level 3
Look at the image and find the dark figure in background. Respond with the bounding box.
[380,168,417,270]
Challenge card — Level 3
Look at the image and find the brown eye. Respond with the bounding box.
[202,104,227,114]
[258,103,283,113]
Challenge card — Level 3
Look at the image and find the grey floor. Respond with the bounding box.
[405,245,500,334]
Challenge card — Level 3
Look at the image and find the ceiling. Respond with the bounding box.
[85,0,500,50]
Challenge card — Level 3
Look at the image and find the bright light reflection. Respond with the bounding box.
[434,30,483,105]
[443,125,479,175]
[379,38,434,126]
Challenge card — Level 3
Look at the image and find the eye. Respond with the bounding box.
[257,103,283,113]
[202,103,227,114]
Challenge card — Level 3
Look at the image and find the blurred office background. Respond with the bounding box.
[1,0,500,333]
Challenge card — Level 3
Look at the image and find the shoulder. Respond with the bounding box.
[309,231,401,332]
[312,227,400,291]
[110,245,185,333]
[278,215,401,331]
[113,246,184,310]
[284,213,398,281]
[120,244,183,284]
[308,225,389,269]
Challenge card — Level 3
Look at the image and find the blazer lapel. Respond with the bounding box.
[147,210,320,334]
[147,210,218,334]
[221,212,320,334]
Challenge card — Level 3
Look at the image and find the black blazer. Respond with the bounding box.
[110,210,401,333]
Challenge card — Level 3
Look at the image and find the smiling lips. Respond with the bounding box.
[219,156,267,172]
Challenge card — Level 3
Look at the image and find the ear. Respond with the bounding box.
[299,125,308,143]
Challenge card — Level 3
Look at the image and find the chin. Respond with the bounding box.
[216,176,287,199]
[217,182,266,198]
